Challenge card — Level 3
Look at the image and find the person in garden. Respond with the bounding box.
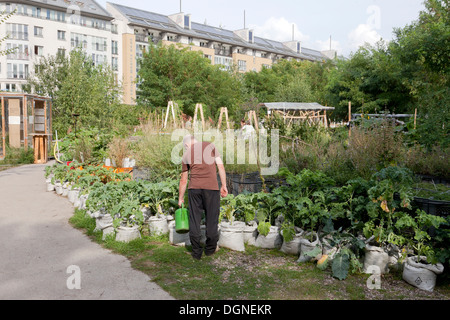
[178,135,228,260]
[239,119,256,140]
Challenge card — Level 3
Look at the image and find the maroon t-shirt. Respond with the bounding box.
[182,142,220,191]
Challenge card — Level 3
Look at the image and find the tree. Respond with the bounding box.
[243,59,331,105]
[0,9,16,56]
[137,42,243,120]
[390,0,449,148]
[27,49,122,136]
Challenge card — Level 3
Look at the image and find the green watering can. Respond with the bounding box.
[175,204,190,234]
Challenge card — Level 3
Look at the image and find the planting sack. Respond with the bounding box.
[218,222,245,252]
[243,221,258,245]
[297,232,321,263]
[78,194,88,210]
[169,221,191,246]
[255,226,283,249]
[363,245,389,274]
[280,231,304,256]
[402,256,444,292]
[115,226,141,243]
[387,244,403,271]
[62,183,70,197]
[148,215,169,236]
[46,178,55,192]
[68,188,80,204]
[94,214,113,232]
[55,183,63,195]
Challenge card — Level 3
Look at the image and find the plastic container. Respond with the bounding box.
[175,204,190,234]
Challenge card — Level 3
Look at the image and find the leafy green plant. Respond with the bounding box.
[395,209,446,264]
[220,195,237,224]
[111,197,144,228]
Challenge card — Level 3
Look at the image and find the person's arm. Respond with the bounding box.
[179,171,189,207]
[215,157,228,198]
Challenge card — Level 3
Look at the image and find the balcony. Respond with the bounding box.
[7,32,29,41]
[7,53,30,61]
[7,72,29,80]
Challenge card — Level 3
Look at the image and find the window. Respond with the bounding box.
[214,56,233,71]
[7,63,29,79]
[111,57,118,71]
[57,30,66,40]
[57,48,66,58]
[184,15,190,29]
[238,60,247,72]
[71,33,88,49]
[7,43,29,60]
[92,36,107,51]
[6,23,28,40]
[111,40,118,55]
[5,84,18,92]
[249,31,253,43]
[34,45,43,57]
[34,26,43,37]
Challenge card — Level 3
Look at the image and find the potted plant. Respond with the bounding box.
[396,209,446,292]
[362,167,415,274]
[111,197,144,243]
[253,192,284,250]
[218,195,246,252]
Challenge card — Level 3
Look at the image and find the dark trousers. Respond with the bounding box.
[188,189,220,259]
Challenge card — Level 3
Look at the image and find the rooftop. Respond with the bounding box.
[260,102,335,111]
[108,2,328,62]
[13,0,113,19]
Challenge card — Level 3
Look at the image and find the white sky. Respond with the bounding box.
[98,0,426,57]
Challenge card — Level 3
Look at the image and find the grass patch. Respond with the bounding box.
[69,209,450,300]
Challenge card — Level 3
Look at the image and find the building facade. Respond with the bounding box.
[0,0,119,93]
[0,1,336,106]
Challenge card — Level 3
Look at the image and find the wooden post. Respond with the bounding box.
[217,107,230,130]
[348,101,352,137]
[1,97,5,159]
[23,96,28,151]
[247,110,259,132]
[163,101,177,129]
[193,103,205,131]
[414,108,417,130]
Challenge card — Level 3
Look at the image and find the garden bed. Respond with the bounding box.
[45,162,450,294]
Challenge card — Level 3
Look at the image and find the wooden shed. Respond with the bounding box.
[260,102,335,127]
[0,93,52,163]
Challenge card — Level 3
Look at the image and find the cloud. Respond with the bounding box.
[347,23,382,51]
[249,17,310,43]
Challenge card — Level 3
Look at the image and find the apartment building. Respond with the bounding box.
[0,0,120,93]
[0,1,336,106]
[107,2,335,105]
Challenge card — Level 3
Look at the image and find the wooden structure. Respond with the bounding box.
[260,102,334,127]
[217,107,231,130]
[245,110,259,132]
[0,93,52,162]
[193,103,206,131]
[163,101,178,129]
